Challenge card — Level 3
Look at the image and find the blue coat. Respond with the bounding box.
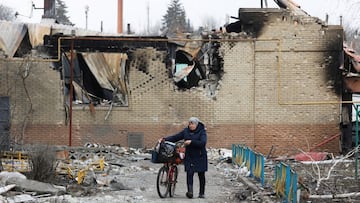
[165,122,208,172]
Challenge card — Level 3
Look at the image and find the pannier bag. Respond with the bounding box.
[151,141,176,163]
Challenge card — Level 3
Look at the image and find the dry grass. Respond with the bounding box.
[27,145,57,183]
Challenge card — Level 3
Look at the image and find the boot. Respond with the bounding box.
[186,184,193,198]
[199,176,205,198]
[199,183,205,198]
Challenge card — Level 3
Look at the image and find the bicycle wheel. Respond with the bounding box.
[157,165,169,198]
[169,165,178,197]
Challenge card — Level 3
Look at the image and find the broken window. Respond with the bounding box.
[173,50,205,89]
[61,52,129,107]
[170,35,224,95]
[42,34,169,112]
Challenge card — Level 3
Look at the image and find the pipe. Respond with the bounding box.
[69,38,74,146]
[252,40,256,148]
[273,38,355,105]
[309,133,340,151]
[1,36,352,106]
[356,105,359,179]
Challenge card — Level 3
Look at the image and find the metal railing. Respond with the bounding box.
[232,144,298,203]
[232,144,265,186]
[274,162,298,203]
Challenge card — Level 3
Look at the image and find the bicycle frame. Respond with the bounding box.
[156,140,184,198]
[168,163,176,182]
[157,162,178,198]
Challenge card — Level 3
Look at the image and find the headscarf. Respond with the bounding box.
[188,117,200,125]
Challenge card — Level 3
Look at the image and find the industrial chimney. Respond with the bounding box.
[43,0,56,19]
[117,0,123,34]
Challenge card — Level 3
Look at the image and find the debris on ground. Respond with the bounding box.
[0,145,359,202]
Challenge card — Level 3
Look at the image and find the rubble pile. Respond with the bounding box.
[1,144,358,203]
[0,145,235,202]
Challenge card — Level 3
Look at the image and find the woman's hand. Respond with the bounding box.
[158,138,165,143]
[184,140,191,146]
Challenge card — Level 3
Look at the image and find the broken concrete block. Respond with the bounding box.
[7,194,35,203]
[0,184,15,194]
[6,178,65,195]
[110,179,131,190]
[0,171,26,185]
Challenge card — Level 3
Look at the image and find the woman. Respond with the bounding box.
[161,117,208,199]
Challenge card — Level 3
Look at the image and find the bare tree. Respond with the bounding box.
[138,21,162,36]
[336,1,360,52]
[200,15,220,31]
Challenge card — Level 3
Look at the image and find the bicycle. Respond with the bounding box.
[157,161,179,198]
[153,141,185,198]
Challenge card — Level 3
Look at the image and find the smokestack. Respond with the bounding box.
[43,0,55,18]
[117,0,123,34]
[127,23,131,34]
[325,13,328,25]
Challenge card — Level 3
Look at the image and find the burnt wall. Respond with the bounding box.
[0,10,344,156]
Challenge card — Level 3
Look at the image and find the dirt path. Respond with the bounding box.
[7,147,360,203]
[65,155,244,203]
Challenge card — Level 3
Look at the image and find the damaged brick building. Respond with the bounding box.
[0,5,344,156]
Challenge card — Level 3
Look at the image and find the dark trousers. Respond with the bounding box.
[186,170,205,194]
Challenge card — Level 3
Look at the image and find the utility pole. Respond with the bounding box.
[261,0,268,8]
[147,2,150,34]
[85,5,89,29]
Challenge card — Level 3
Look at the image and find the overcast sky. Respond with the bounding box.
[0,0,352,34]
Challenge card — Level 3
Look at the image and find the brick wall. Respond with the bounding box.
[0,10,343,156]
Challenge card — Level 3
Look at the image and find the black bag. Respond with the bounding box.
[151,141,176,163]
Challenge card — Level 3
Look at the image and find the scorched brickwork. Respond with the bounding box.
[0,9,343,156]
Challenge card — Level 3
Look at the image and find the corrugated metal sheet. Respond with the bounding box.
[0,20,113,58]
[80,52,128,103]
[27,23,51,48]
[343,43,360,92]
[62,51,128,103]
[81,53,117,92]
[344,45,360,72]
[103,53,128,95]
[62,53,82,84]
[0,21,27,57]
